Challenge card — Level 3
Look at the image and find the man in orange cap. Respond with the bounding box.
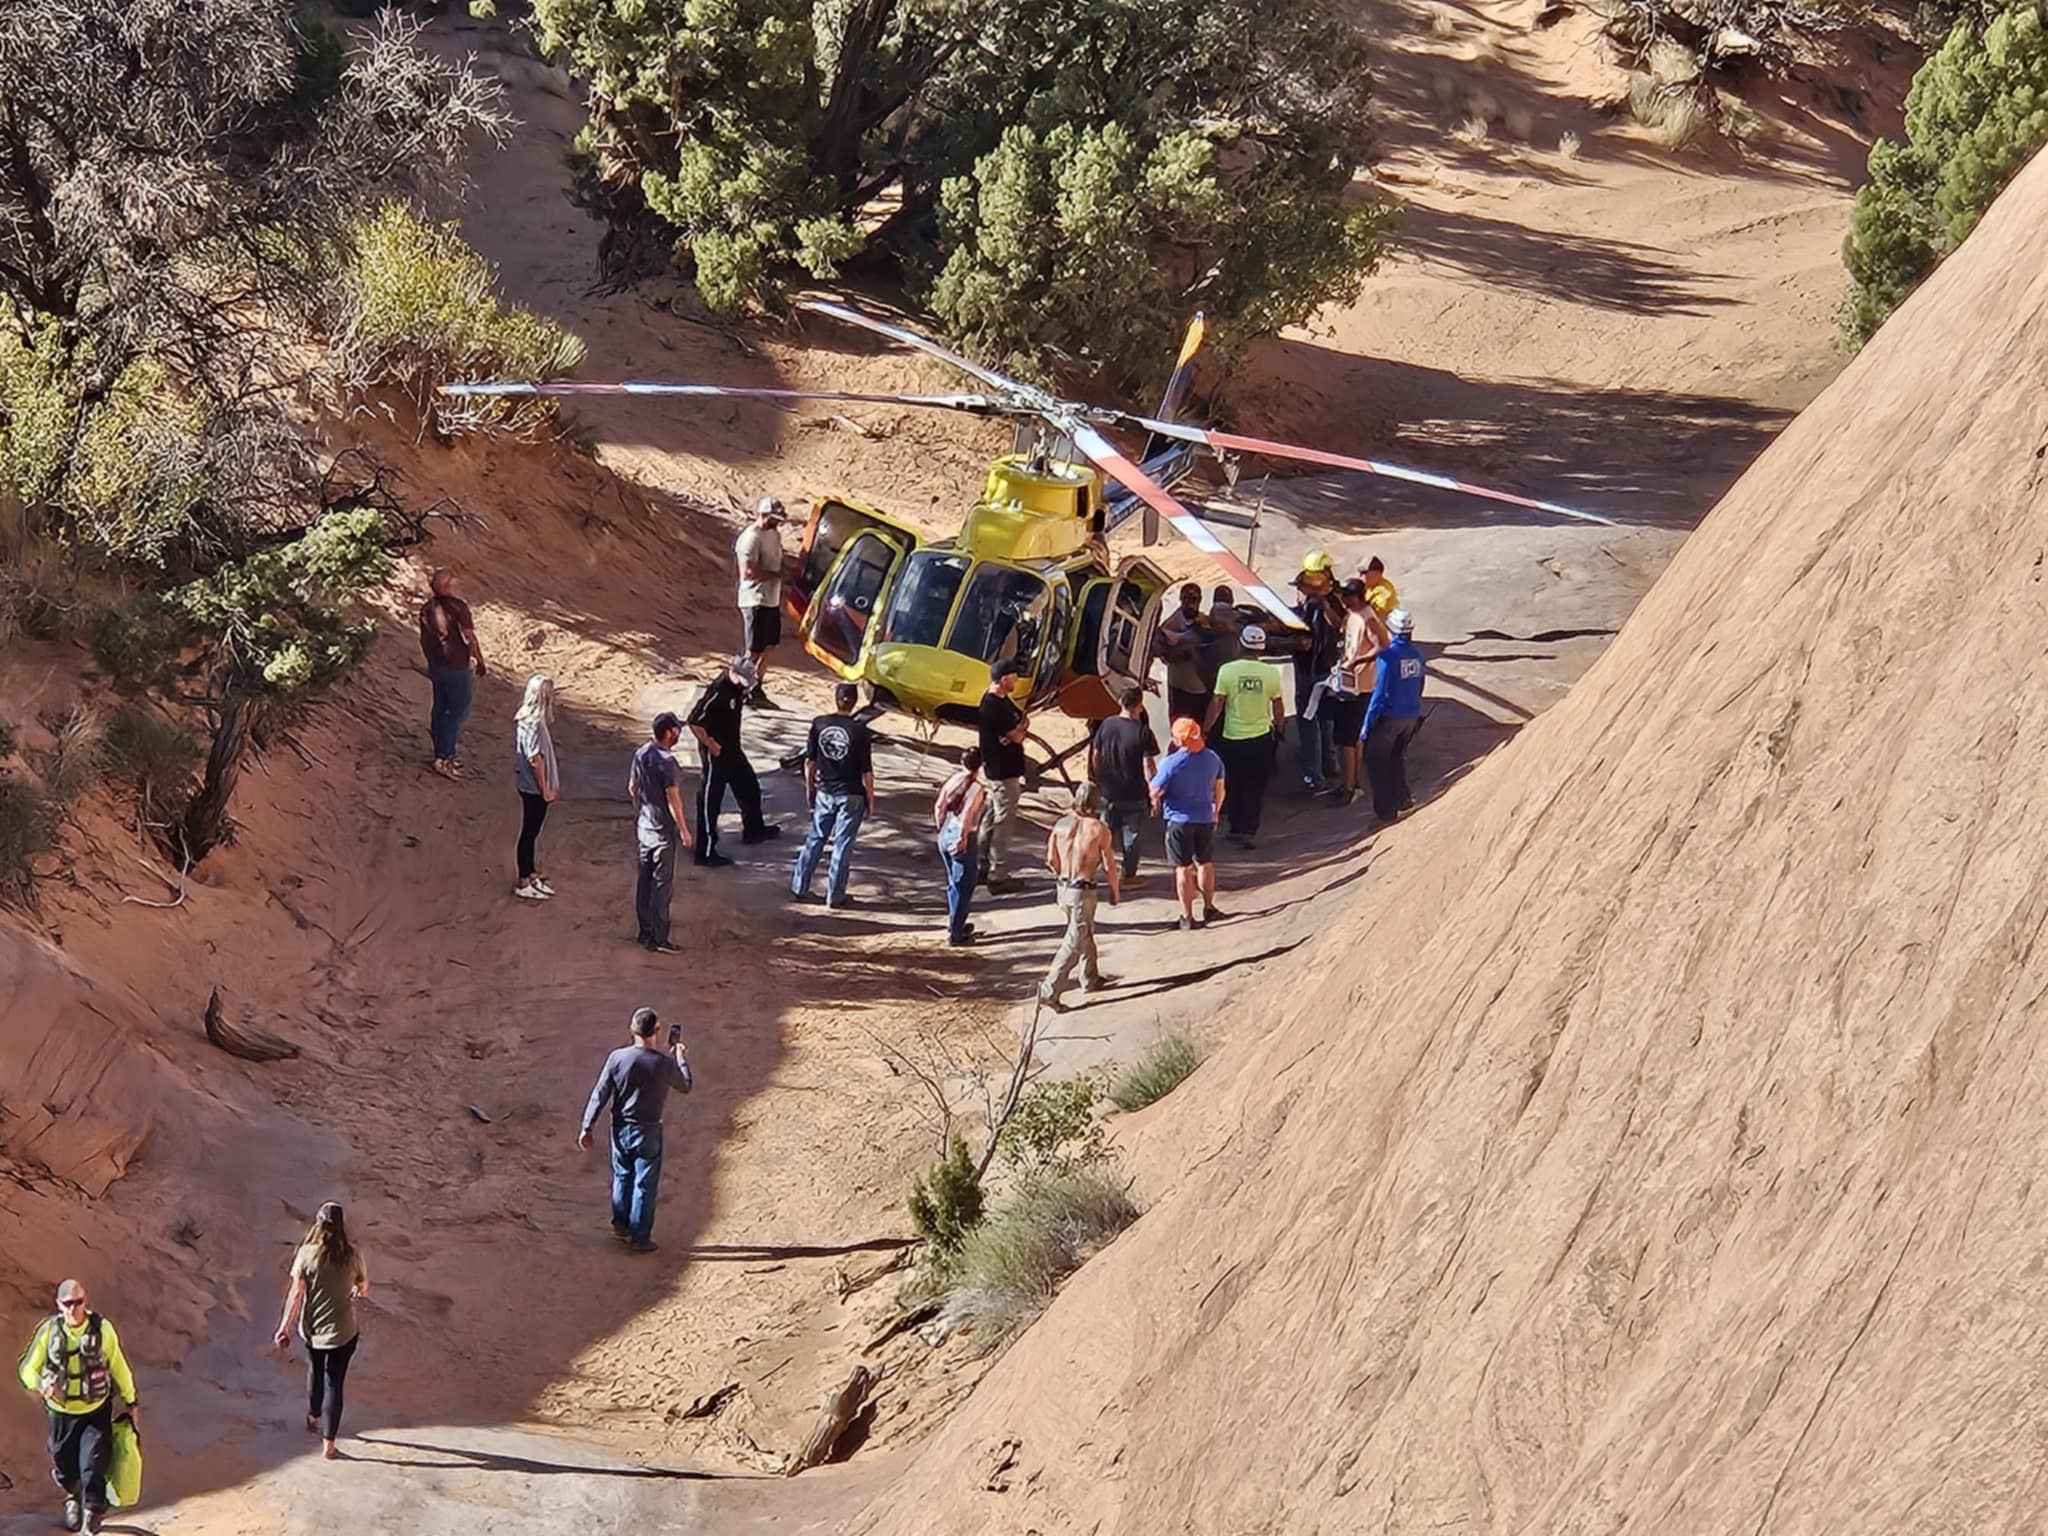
[1148,716,1227,930]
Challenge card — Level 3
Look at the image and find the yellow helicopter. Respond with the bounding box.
[445,299,1613,731]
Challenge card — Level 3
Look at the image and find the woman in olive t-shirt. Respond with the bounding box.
[272,1202,368,1459]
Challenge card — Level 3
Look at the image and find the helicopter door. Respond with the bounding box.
[785,499,922,623]
[801,529,912,680]
[1104,555,1173,686]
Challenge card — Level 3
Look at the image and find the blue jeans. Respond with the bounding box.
[609,1121,665,1244]
[1104,798,1147,879]
[428,666,474,761]
[941,831,978,939]
[791,790,867,905]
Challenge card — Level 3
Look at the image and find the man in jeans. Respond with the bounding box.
[418,567,486,780]
[975,658,1031,891]
[1087,686,1158,887]
[627,712,693,952]
[791,682,875,909]
[577,1008,693,1254]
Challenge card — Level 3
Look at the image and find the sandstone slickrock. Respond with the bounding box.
[852,147,2048,1535]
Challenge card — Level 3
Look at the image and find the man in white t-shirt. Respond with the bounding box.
[734,496,787,707]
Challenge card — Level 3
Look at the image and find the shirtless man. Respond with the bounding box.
[1038,784,1120,1010]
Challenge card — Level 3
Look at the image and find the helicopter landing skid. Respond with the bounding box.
[1023,732,1089,793]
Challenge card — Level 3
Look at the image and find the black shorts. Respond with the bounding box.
[742,604,782,653]
[1329,694,1367,742]
[1164,821,1216,867]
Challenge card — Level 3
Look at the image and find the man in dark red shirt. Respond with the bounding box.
[419,567,486,780]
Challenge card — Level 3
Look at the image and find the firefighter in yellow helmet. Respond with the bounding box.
[1290,551,1344,789]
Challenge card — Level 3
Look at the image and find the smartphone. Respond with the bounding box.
[668,1023,682,1046]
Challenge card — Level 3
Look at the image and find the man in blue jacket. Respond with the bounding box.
[1361,608,1425,825]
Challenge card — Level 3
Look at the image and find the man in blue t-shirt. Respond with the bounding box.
[1149,717,1227,931]
[1362,608,1426,825]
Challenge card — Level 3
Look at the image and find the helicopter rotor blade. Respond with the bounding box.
[1067,423,1304,629]
[798,299,1052,405]
[436,380,1017,415]
[1119,415,1617,527]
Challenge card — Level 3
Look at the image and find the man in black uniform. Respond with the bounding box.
[687,655,779,865]
[1291,560,1345,790]
[975,658,1031,891]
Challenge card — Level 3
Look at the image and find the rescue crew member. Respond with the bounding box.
[1291,552,1343,791]
[688,656,780,864]
[1205,624,1288,847]
[1039,783,1120,1010]
[1157,583,1212,724]
[1359,555,1398,620]
[1362,608,1426,825]
[17,1278,137,1535]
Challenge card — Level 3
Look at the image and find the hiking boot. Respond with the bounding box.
[627,1239,658,1255]
[745,687,778,710]
[740,825,782,845]
[62,1496,82,1533]
[947,924,977,946]
[80,1507,104,1535]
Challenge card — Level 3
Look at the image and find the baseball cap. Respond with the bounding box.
[754,495,786,522]
[1170,716,1205,751]
[652,710,682,737]
[1240,623,1267,649]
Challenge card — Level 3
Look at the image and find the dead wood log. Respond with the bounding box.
[202,988,300,1063]
[784,1365,875,1476]
[672,1381,740,1422]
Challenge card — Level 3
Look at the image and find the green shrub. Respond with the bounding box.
[104,705,202,823]
[0,719,16,758]
[89,599,185,695]
[1108,1033,1204,1112]
[908,1135,986,1255]
[945,1171,1140,1348]
[0,773,57,901]
[999,1076,1109,1175]
[330,203,586,437]
[1842,0,2048,344]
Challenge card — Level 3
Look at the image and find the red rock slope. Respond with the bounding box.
[849,145,2048,1535]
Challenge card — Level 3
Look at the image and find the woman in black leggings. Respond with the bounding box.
[513,673,560,901]
[273,1202,367,1459]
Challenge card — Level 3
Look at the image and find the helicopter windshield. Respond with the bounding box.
[947,564,1051,672]
[878,551,970,648]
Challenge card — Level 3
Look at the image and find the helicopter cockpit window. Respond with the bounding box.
[878,552,970,648]
[946,565,1051,673]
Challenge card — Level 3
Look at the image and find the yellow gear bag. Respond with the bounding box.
[107,1418,142,1508]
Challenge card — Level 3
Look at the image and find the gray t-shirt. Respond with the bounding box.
[515,716,557,797]
[632,740,681,848]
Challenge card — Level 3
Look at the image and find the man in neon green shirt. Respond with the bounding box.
[16,1278,138,1533]
[1204,625,1288,848]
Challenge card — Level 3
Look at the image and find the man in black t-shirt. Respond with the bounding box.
[1088,685,1160,885]
[791,683,876,909]
[686,656,780,866]
[975,658,1031,891]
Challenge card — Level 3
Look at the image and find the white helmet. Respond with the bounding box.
[1239,623,1267,649]
[1388,608,1414,636]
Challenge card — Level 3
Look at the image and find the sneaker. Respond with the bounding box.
[1123,873,1150,889]
[825,896,853,911]
[80,1509,103,1536]
[985,876,1011,895]
[1177,915,1195,932]
[789,888,819,903]
[745,687,778,710]
[695,851,734,868]
[1080,976,1114,994]
[946,924,977,946]
[648,941,683,955]
[1241,837,1257,850]
[1203,905,1228,922]
[534,879,556,896]
[611,1224,632,1243]
[513,884,549,901]
[1037,991,1067,1013]
[63,1497,81,1533]
[627,1239,658,1255]
[740,825,782,845]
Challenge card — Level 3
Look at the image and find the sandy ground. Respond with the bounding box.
[0,2,1908,1528]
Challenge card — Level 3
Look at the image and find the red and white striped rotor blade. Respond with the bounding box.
[438,380,1005,414]
[1124,415,1617,527]
[799,299,1047,403]
[1069,424,1304,629]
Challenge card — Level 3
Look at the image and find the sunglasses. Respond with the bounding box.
[58,1297,87,1308]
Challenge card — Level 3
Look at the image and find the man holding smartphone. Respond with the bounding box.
[577,1008,693,1254]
